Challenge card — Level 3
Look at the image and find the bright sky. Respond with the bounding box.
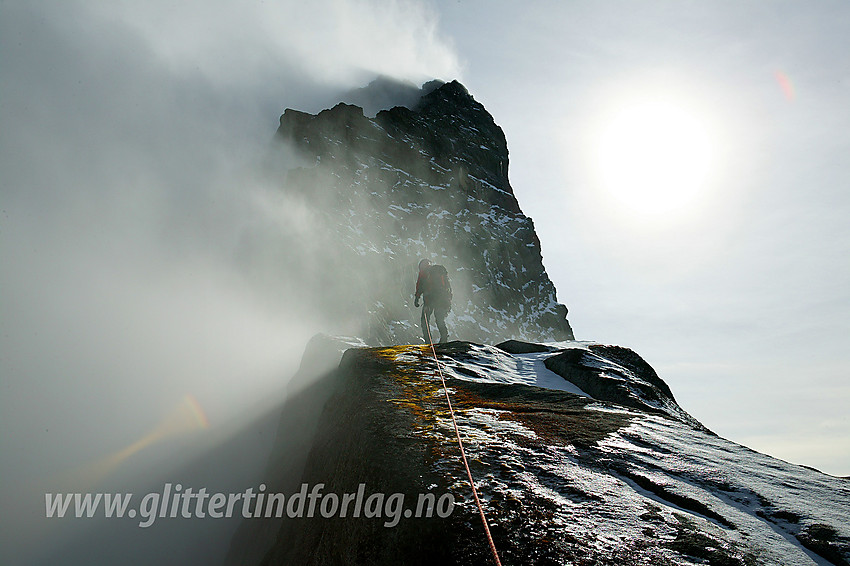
[430,0,850,476]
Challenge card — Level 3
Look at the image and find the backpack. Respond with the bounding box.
[424,265,452,306]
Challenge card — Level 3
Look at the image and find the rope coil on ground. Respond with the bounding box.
[423,310,502,566]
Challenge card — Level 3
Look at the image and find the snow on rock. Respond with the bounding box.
[228,340,850,566]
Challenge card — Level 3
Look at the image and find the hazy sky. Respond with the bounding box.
[1,0,848,563]
[429,1,850,477]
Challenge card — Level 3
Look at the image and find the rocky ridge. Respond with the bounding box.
[227,338,850,565]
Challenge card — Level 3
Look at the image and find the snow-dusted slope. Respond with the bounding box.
[426,341,849,565]
[228,339,850,566]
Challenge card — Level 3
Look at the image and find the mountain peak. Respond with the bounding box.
[418,79,471,107]
[268,79,572,344]
[334,76,443,117]
[375,79,512,201]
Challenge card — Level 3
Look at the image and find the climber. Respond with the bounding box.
[414,259,452,344]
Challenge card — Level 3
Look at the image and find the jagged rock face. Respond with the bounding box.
[227,340,850,566]
[268,80,573,344]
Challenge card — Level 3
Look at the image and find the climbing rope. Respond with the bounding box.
[423,309,502,566]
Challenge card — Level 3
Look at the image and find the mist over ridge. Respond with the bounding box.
[1,1,462,564]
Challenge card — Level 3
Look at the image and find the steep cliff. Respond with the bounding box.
[259,80,573,345]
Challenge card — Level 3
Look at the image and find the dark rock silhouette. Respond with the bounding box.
[335,76,443,117]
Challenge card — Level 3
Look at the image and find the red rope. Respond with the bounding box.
[423,309,502,566]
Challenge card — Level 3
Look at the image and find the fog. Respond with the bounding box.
[0,1,458,564]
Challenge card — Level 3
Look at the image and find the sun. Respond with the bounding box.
[589,96,716,218]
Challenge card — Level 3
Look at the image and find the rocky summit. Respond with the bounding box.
[263,79,573,345]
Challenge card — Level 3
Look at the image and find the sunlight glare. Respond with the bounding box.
[591,97,716,218]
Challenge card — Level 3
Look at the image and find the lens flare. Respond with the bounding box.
[183,394,211,430]
[64,395,210,488]
[774,70,796,101]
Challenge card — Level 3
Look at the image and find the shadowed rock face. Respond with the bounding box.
[262,80,573,345]
[226,341,850,566]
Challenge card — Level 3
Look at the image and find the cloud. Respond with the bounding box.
[89,0,460,90]
[0,1,459,564]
